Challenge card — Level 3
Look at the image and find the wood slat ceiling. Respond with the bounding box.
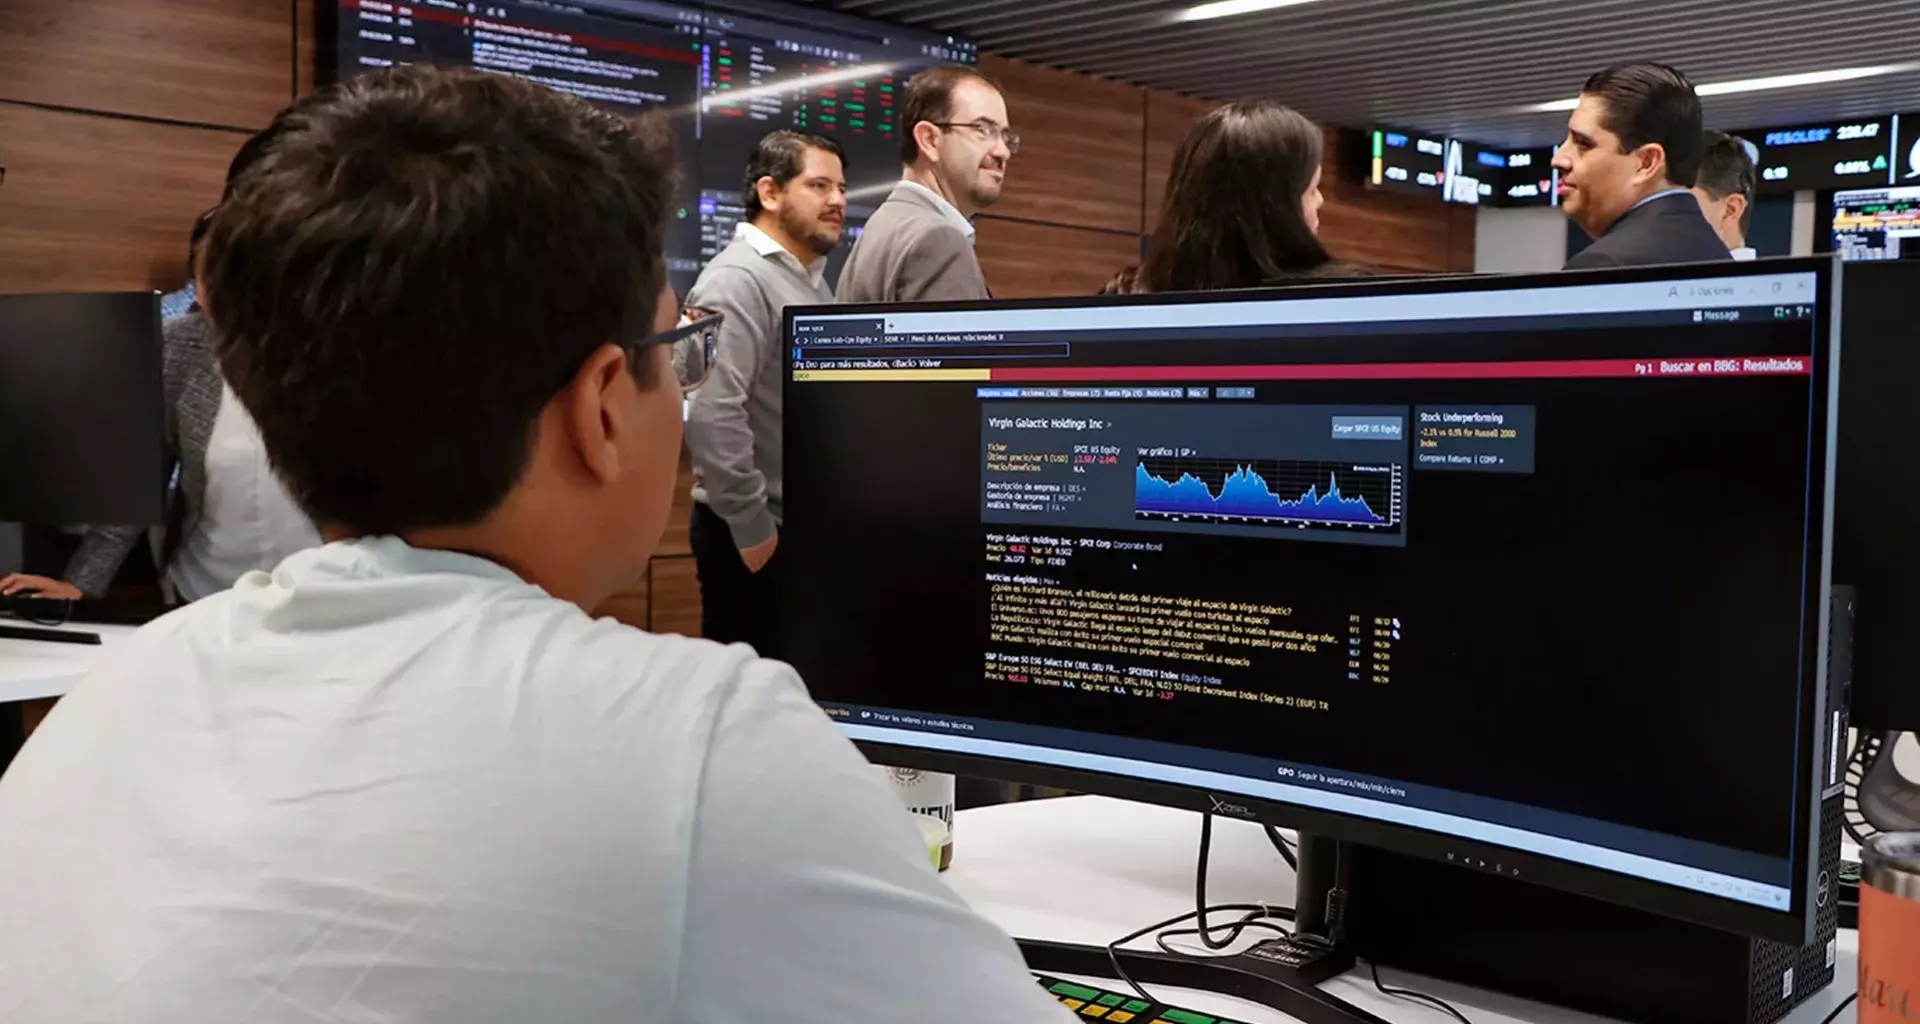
[798,0,1920,147]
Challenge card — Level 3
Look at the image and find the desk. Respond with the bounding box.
[0,622,138,704]
[947,796,1859,1024]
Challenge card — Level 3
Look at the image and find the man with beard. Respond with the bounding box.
[838,65,1014,303]
[686,131,846,653]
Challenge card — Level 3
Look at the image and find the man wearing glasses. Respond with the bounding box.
[838,64,1016,303]
[0,67,1066,1023]
[684,131,847,656]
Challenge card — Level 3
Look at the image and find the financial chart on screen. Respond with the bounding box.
[1831,185,1920,261]
[784,268,1834,914]
[333,0,976,287]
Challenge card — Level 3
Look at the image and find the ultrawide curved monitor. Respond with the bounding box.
[783,259,1841,945]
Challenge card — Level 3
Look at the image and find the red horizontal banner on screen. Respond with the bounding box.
[990,356,1812,383]
[341,0,702,66]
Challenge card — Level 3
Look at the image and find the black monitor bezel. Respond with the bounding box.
[785,256,1841,946]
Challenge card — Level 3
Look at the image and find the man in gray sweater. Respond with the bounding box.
[837,65,1014,304]
[684,131,846,655]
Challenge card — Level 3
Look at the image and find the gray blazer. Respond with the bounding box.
[837,183,990,304]
[65,312,223,596]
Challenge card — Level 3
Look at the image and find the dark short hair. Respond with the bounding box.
[1581,62,1705,187]
[743,130,846,220]
[898,64,1001,165]
[189,123,295,273]
[1135,100,1331,292]
[201,65,676,535]
[1696,129,1757,234]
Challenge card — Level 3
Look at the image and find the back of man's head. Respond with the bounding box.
[201,66,676,546]
[1695,129,1757,235]
[1581,62,1705,187]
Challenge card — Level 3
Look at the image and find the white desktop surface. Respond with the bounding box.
[945,795,1859,1024]
[0,622,139,703]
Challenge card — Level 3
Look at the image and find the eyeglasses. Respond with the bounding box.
[629,309,723,393]
[931,119,1021,155]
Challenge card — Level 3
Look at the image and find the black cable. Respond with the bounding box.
[1154,916,1291,956]
[1817,992,1858,1024]
[1265,823,1298,869]
[1370,962,1474,1024]
[1103,903,1285,1004]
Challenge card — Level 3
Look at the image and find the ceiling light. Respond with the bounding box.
[1518,63,1920,115]
[1174,0,1322,23]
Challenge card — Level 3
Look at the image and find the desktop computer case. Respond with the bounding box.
[1346,796,1842,1024]
[1347,593,1851,1023]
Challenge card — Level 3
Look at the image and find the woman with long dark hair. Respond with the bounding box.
[1108,100,1365,293]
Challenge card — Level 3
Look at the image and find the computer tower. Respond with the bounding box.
[1346,794,1843,1024]
[1347,591,1853,1024]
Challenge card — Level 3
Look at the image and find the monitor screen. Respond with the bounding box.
[785,262,1838,940]
[1831,185,1920,261]
[0,293,167,527]
[1750,117,1896,194]
[330,0,976,288]
[1368,126,1447,198]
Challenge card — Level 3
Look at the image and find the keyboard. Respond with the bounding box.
[1036,973,1253,1024]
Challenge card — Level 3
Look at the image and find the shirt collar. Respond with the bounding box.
[1730,246,1758,261]
[896,179,976,241]
[1625,186,1693,216]
[734,222,828,286]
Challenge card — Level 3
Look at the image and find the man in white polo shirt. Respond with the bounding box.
[0,65,1065,1024]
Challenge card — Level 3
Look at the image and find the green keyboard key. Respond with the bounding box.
[1050,981,1104,1002]
[1122,1000,1152,1013]
[1098,993,1126,1007]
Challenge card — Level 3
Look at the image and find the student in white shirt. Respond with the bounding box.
[0,65,1066,1024]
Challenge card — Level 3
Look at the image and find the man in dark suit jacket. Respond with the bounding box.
[1552,62,1731,269]
[838,65,1014,303]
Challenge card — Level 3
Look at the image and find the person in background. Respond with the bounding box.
[837,64,1012,303]
[0,131,320,604]
[0,66,1067,1024]
[685,131,846,655]
[1103,100,1367,294]
[1553,62,1731,269]
[1690,129,1759,261]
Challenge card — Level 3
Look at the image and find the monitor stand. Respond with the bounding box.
[1018,833,1393,1024]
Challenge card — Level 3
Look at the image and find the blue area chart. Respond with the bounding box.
[1135,458,1402,532]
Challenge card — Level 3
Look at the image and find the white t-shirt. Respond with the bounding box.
[169,384,323,601]
[0,538,1068,1023]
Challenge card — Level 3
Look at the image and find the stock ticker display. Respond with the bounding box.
[335,0,975,286]
[1831,185,1920,261]
[785,271,1829,909]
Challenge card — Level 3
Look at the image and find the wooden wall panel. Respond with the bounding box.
[0,105,241,294]
[296,0,319,99]
[649,556,702,638]
[596,576,651,631]
[1317,127,1473,273]
[975,218,1142,299]
[655,449,695,558]
[1143,91,1215,234]
[0,0,292,130]
[978,55,1144,235]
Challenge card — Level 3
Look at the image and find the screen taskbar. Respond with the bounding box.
[824,702,1793,911]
